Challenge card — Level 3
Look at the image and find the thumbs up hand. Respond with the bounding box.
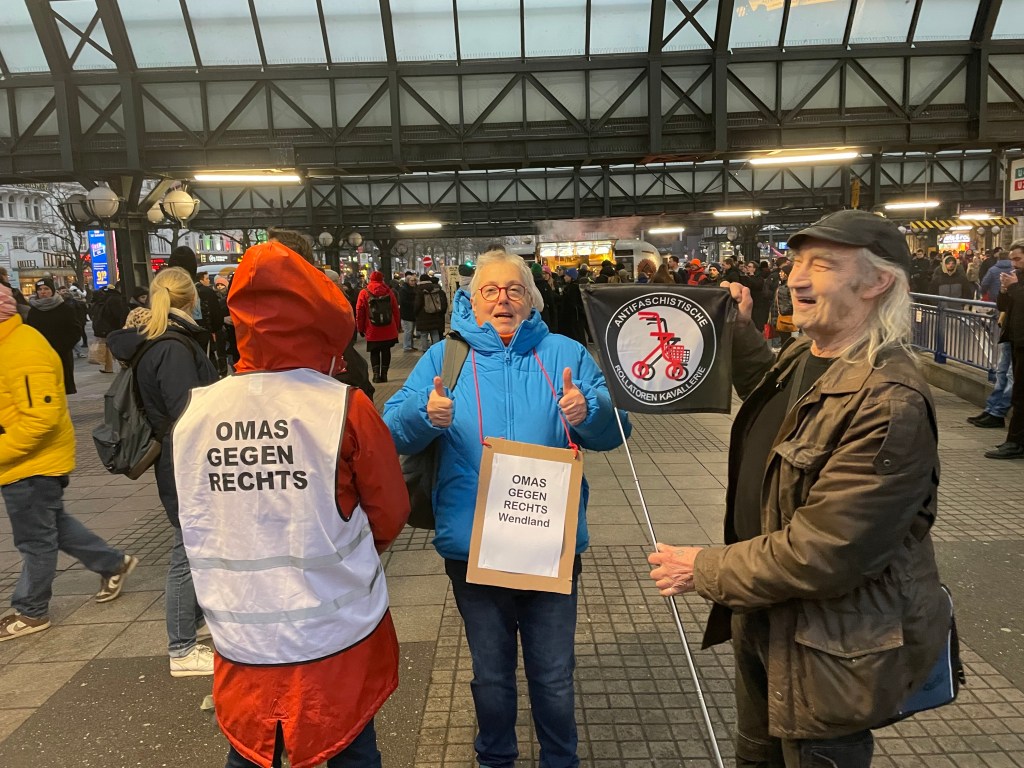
[558,368,588,427]
[427,375,454,428]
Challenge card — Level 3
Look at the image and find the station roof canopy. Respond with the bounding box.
[0,1,1022,234]
[2,1,1020,74]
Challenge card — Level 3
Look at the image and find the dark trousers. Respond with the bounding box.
[225,719,380,768]
[368,347,391,379]
[445,558,580,768]
[732,613,873,768]
[1007,346,1024,444]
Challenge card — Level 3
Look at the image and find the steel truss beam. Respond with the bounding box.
[0,2,1019,191]
[182,153,1007,237]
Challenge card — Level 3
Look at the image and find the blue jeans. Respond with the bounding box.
[1,475,124,619]
[401,319,415,351]
[166,527,203,657]
[225,719,381,768]
[446,558,580,768]
[420,328,442,352]
[985,341,1014,417]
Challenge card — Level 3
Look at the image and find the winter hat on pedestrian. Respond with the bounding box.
[214,275,230,288]
[542,264,552,274]
[689,259,702,267]
[0,283,16,322]
[788,209,911,273]
[35,277,56,293]
[168,246,199,279]
[132,286,149,300]
[566,267,579,280]
[369,270,384,283]
[323,269,342,287]
[530,262,543,278]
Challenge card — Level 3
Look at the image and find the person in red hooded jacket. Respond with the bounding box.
[355,271,401,383]
[171,241,409,768]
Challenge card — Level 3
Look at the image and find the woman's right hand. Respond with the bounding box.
[720,281,753,324]
[427,376,454,428]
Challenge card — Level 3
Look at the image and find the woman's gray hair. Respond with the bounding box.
[841,247,912,368]
[469,249,544,312]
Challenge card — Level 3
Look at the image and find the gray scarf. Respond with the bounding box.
[29,294,64,311]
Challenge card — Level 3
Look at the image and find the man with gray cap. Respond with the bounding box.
[647,210,949,767]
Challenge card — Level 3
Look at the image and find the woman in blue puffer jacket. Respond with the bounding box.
[384,249,629,768]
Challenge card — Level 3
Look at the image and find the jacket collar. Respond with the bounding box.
[0,313,23,344]
[772,336,922,398]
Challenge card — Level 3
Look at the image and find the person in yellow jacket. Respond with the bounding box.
[0,283,137,642]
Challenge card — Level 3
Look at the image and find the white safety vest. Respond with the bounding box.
[172,368,388,665]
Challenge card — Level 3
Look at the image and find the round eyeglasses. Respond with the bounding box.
[478,283,527,302]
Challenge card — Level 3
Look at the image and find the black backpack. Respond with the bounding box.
[401,336,470,529]
[92,332,197,480]
[422,288,443,315]
[368,292,393,326]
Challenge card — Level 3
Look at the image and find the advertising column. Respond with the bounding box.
[88,230,114,290]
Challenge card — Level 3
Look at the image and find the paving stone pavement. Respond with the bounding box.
[0,344,1022,767]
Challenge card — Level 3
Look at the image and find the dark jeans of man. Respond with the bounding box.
[445,558,580,768]
[732,612,873,768]
[1,475,124,619]
[1007,346,1024,444]
[224,719,381,768]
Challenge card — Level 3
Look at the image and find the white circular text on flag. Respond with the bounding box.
[607,292,717,406]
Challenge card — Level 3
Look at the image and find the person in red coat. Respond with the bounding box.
[355,271,401,383]
[185,242,409,768]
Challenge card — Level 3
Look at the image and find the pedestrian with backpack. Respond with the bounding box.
[414,272,448,352]
[355,270,400,383]
[0,283,137,642]
[105,267,218,677]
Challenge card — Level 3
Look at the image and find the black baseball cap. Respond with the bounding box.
[788,210,911,273]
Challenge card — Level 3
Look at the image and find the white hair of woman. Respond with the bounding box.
[468,249,544,313]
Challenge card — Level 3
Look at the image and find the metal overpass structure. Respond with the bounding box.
[0,0,1021,277]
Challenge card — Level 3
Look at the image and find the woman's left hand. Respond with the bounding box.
[558,368,588,426]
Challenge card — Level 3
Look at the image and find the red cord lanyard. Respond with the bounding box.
[470,349,580,457]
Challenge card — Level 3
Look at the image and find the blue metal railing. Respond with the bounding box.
[910,293,1000,381]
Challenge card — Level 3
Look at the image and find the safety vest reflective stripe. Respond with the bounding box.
[188,524,371,572]
[201,563,384,626]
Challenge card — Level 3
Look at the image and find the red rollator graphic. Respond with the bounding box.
[631,311,690,381]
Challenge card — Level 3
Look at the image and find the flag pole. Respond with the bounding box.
[612,409,725,768]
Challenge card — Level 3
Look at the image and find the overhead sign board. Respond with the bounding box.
[1012,159,1024,202]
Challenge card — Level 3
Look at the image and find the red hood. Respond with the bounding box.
[229,241,353,374]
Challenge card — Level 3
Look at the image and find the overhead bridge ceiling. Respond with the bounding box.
[0,0,1021,232]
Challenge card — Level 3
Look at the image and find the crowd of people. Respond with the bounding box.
[1,219,1022,768]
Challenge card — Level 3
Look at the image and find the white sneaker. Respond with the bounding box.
[170,643,215,677]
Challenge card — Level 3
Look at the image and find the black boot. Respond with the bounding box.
[379,366,388,383]
[971,413,1005,428]
[371,365,382,383]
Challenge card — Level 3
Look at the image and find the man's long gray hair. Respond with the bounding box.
[842,248,912,367]
[469,250,545,312]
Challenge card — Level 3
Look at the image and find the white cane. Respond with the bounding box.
[613,409,726,768]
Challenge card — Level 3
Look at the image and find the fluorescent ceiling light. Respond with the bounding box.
[957,212,993,220]
[949,225,973,231]
[748,151,858,166]
[194,172,301,184]
[648,226,685,234]
[884,200,940,210]
[713,209,762,217]
[395,221,443,231]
